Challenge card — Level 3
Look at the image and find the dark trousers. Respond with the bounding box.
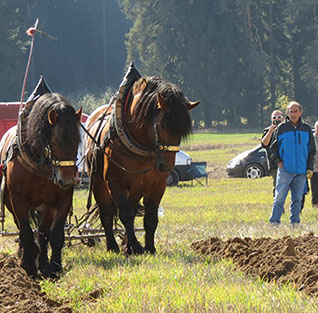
[311,172,318,206]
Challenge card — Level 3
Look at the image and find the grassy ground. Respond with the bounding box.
[1,132,318,312]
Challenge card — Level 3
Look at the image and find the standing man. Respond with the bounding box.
[311,121,318,206]
[269,101,316,225]
[261,110,284,196]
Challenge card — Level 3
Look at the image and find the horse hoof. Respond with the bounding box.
[145,248,156,254]
[21,264,38,279]
[107,243,120,253]
[125,244,144,255]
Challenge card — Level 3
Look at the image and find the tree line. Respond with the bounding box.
[2,0,318,128]
[118,0,318,128]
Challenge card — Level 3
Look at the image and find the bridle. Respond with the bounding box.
[16,100,77,183]
[44,145,76,167]
[120,85,181,156]
[153,114,180,153]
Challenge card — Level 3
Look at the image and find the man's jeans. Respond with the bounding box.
[270,167,306,224]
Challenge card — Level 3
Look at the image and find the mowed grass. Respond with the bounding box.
[1,132,318,312]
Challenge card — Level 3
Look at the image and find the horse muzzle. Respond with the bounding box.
[54,177,75,190]
[53,168,76,190]
[156,161,174,172]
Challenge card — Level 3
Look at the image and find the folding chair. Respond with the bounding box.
[189,161,208,185]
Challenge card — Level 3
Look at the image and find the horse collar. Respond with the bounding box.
[114,84,156,158]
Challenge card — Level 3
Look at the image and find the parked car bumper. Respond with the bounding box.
[226,165,243,177]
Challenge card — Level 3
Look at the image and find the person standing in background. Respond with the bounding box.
[261,110,284,196]
[269,102,316,225]
[311,121,318,206]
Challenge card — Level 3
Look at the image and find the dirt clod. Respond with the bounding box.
[191,232,318,296]
[0,254,72,313]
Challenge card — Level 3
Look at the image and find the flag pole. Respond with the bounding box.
[20,18,39,109]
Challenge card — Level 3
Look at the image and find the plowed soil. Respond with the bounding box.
[0,254,72,313]
[191,232,318,296]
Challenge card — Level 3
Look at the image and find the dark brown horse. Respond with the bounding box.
[0,93,82,278]
[84,74,199,254]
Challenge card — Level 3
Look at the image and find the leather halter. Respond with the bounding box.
[153,115,180,152]
[44,145,76,167]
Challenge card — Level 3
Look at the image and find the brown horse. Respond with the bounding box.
[84,74,199,254]
[0,93,82,278]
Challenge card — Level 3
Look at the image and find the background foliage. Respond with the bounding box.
[118,0,318,127]
[1,0,318,125]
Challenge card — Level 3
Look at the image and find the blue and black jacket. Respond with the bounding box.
[269,117,316,174]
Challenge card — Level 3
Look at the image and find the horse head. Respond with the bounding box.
[25,93,82,190]
[48,106,82,189]
[128,77,199,172]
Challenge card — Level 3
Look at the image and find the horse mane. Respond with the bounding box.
[25,93,81,163]
[131,77,192,140]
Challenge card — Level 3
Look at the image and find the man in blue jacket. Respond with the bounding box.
[269,101,316,225]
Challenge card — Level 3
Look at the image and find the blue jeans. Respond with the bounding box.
[270,167,306,224]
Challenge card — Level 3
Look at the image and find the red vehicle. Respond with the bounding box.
[0,102,88,140]
[0,102,21,140]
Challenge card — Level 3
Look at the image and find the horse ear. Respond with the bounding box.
[187,101,200,111]
[75,107,82,123]
[157,93,169,111]
[48,109,58,125]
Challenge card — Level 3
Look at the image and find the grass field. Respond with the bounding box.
[1,132,318,312]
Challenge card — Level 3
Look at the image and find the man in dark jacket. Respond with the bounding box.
[269,101,316,225]
[261,110,284,196]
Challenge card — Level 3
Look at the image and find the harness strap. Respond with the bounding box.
[0,169,5,232]
[16,135,52,179]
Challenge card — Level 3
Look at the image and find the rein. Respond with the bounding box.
[81,123,156,175]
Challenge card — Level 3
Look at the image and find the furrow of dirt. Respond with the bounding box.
[191,232,318,296]
[0,254,72,313]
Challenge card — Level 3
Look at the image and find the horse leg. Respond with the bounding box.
[36,208,52,277]
[7,195,39,277]
[4,194,23,257]
[47,196,72,278]
[114,194,144,255]
[93,180,119,253]
[143,192,164,254]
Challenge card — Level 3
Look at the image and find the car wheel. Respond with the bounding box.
[166,169,180,186]
[243,163,264,178]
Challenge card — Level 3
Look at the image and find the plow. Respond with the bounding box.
[0,198,146,247]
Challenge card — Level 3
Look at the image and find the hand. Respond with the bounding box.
[269,124,277,133]
[307,170,313,179]
[278,162,283,168]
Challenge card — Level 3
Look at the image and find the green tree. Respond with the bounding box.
[0,1,36,101]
